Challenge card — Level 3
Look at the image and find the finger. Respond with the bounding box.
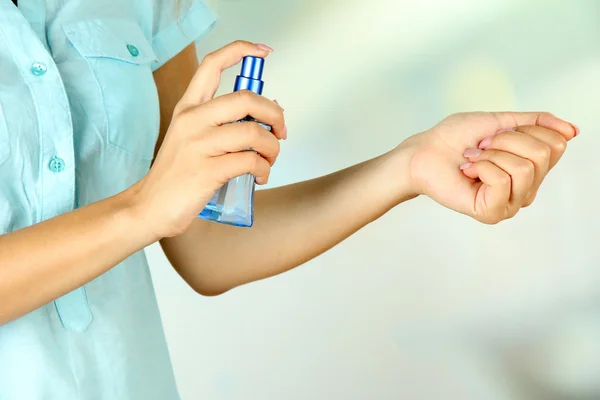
[465,149,534,206]
[200,122,280,165]
[489,112,578,141]
[514,125,567,170]
[185,90,285,139]
[461,160,511,223]
[213,151,272,185]
[180,40,273,107]
[476,130,550,206]
[500,126,566,206]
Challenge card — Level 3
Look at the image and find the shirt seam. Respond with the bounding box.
[150,1,217,71]
[49,52,77,213]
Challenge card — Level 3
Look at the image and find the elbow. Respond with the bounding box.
[176,264,241,297]
[173,263,232,297]
[190,281,231,297]
[194,287,228,297]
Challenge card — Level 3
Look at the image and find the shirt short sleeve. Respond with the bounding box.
[151,0,217,71]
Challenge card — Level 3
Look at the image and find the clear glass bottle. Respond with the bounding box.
[198,56,270,227]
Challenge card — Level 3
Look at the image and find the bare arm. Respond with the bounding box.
[0,45,200,325]
[156,44,414,295]
[0,190,153,325]
[161,153,414,295]
[0,43,291,324]
[156,42,576,297]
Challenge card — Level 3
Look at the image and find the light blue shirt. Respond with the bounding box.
[0,1,216,398]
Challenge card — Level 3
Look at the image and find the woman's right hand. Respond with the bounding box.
[130,41,286,239]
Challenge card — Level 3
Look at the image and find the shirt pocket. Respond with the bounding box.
[63,19,160,161]
[0,103,9,166]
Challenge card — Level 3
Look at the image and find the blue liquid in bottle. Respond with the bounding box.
[198,56,270,227]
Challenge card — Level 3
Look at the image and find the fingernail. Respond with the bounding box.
[459,162,473,170]
[256,43,274,52]
[479,136,494,150]
[282,125,288,140]
[273,99,284,111]
[571,123,580,136]
[463,148,482,158]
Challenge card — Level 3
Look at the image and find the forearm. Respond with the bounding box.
[0,188,154,325]
[161,148,415,295]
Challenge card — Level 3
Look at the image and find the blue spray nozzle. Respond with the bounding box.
[234,56,265,95]
[240,56,265,80]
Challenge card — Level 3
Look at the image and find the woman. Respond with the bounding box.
[0,0,579,398]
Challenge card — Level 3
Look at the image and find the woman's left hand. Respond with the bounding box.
[394,112,579,224]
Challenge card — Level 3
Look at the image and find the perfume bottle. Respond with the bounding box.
[198,56,270,227]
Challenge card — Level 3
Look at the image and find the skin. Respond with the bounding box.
[0,40,578,325]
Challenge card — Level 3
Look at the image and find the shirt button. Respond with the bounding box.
[48,156,65,173]
[127,44,139,57]
[30,61,48,76]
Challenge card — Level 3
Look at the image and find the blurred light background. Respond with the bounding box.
[147,0,600,399]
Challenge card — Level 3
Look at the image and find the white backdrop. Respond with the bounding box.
[147,1,600,399]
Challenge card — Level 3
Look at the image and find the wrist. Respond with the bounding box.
[119,181,163,244]
[380,142,420,206]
